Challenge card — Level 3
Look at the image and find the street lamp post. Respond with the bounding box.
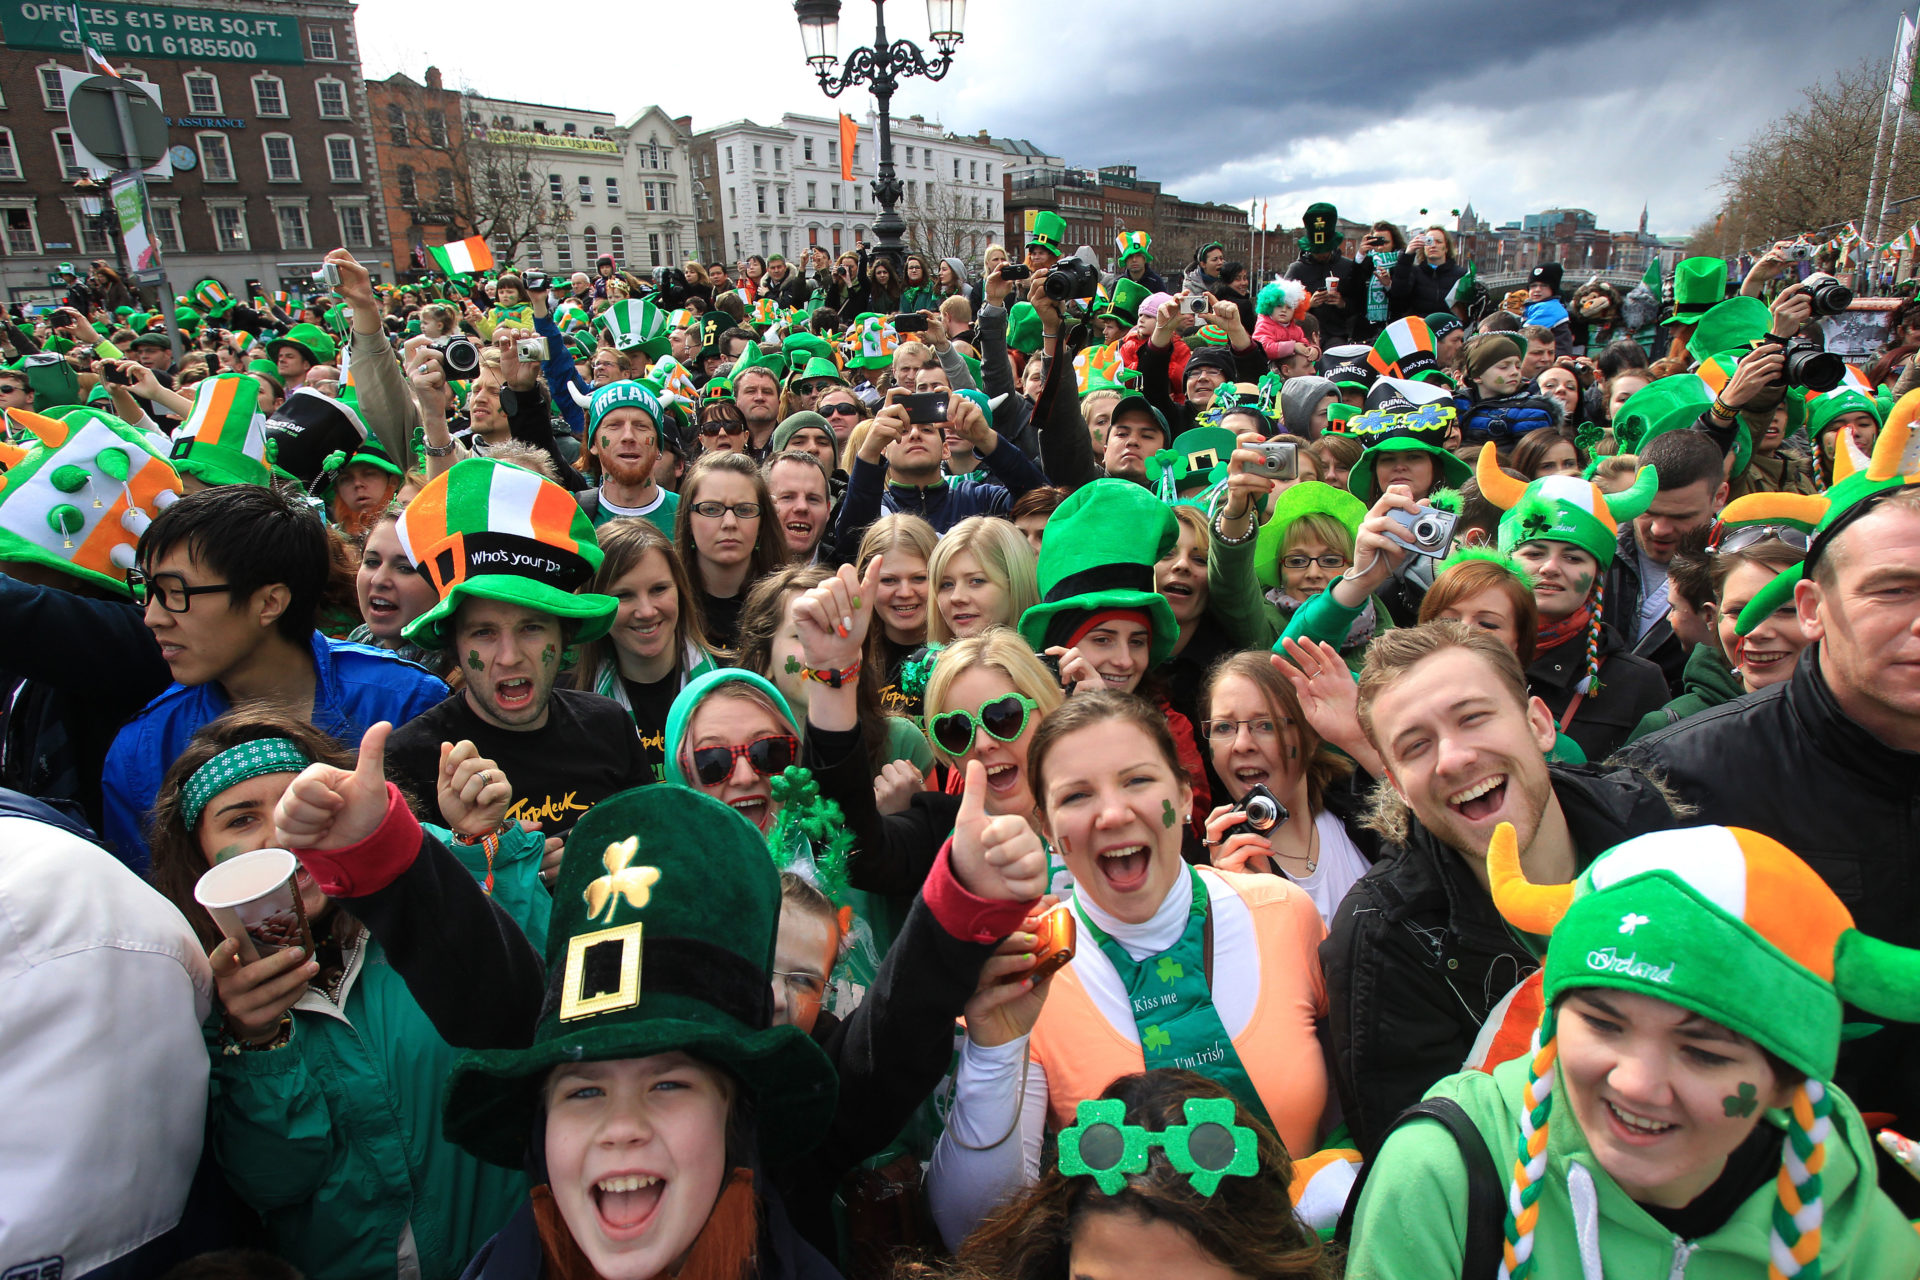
[794,0,966,268]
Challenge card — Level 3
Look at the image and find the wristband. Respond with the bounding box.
[1709,397,1738,422]
[452,816,514,846]
[799,659,861,689]
[1212,512,1257,545]
[423,439,458,457]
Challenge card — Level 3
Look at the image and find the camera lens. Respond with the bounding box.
[1411,515,1442,546]
[1806,277,1854,317]
[1782,341,1844,393]
[1244,795,1278,831]
[431,335,481,380]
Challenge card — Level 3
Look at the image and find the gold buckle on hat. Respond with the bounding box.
[560,922,642,1021]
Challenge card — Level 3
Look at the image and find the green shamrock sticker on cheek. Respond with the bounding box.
[785,655,802,675]
[1722,1082,1758,1118]
[467,649,483,672]
[1161,798,1176,829]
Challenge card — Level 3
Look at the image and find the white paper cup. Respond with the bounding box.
[194,848,313,964]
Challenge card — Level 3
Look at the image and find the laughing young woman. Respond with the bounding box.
[926,690,1332,1250]
[928,515,1039,646]
[349,504,454,679]
[855,512,939,719]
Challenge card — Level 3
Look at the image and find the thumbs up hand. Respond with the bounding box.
[274,721,394,851]
[950,759,1048,903]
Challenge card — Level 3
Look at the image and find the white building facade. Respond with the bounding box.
[467,93,621,275]
[612,106,694,272]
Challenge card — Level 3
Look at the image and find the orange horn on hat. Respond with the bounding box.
[2,406,73,449]
[1487,821,1574,934]
[1718,491,1829,530]
[1867,387,1920,483]
[1476,441,1527,512]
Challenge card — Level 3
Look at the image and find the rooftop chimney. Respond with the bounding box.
[425,66,442,90]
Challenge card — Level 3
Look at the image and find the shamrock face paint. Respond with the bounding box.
[1722,1083,1758,1118]
[468,649,484,672]
[1513,540,1600,622]
[541,643,558,668]
[1162,798,1177,829]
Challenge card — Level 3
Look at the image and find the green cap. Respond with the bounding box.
[266,323,338,366]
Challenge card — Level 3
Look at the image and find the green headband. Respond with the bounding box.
[1057,1096,1259,1195]
[182,738,311,830]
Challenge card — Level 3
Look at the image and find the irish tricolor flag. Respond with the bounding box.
[429,235,494,275]
[1368,316,1436,379]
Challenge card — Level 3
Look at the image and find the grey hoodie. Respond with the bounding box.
[1280,375,1338,440]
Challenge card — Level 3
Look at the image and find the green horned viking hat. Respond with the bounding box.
[1019,478,1181,668]
[443,782,839,1168]
[1475,441,1656,569]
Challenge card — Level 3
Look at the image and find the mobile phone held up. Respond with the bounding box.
[899,391,949,424]
[893,312,928,333]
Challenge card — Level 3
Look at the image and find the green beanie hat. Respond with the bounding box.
[770,410,831,455]
[664,668,796,788]
[1006,302,1042,355]
[586,379,663,438]
[1254,480,1367,590]
[1019,479,1180,668]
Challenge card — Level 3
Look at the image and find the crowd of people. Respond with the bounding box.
[4,205,1920,1280]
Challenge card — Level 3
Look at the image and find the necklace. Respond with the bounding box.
[1268,813,1319,876]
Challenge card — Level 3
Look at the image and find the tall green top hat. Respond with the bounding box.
[1344,403,1471,498]
[1611,375,1712,456]
[1733,388,1920,635]
[170,372,272,488]
[0,406,180,596]
[1301,202,1339,255]
[1026,210,1067,257]
[443,784,839,1168]
[597,298,672,358]
[395,456,617,648]
[1670,256,1728,324]
[697,311,732,358]
[1114,229,1153,265]
[1098,277,1152,327]
[12,352,79,413]
[266,322,338,366]
[1486,820,1920,1280]
[1019,478,1181,668]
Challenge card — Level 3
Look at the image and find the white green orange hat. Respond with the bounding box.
[596,298,671,357]
[396,457,616,648]
[1114,229,1153,264]
[846,315,898,370]
[170,373,272,488]
[0,406,181,595]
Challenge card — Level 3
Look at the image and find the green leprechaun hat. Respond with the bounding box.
[169,373,272,488]
[1485,820,1920,1280]
[1098,278,1152,328]
[1006,302,1043,355]
[1611,375,1714,457]
[697,311,733,359]
[316,432,403,503]
[1114,228,1153,266]
[732,340,789,384]
[793,355,848,389]
[1684,295,1772,365]
[1020,478,1181,668]
[1300,202,1339,255]
[597,298,672,358]
[1344,403,1471,499]
[266,322,338,367]
[1026,210,1067,257]
[395,456,617,648]
[1733,388,1920,636]
[1074,342,1137,396]
[1146,425,1238,501]
[11,352,79,413]
[0,406,181,596]
[1254,480,1367,590]
[443,783,839,1168]
[781,332,839,370]
[1670,256,1728,324]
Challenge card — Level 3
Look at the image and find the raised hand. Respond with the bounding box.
[951,760,1048,903]
[1202,804,1272,874]
[273,721,393,851]
[791,556,880,676]
[874,759,923,815]
[437,739,513,838]
[964,896,1061,1048]
[210,937,316,1043]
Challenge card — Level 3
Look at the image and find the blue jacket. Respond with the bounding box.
[831,431,1049,550]
[101,633,448,872]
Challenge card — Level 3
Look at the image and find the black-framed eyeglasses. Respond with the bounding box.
[690,733,799,785]
[689,500,761,520]
[1706,522,1812,556]
[1281,554,1349,571]
[128,568,237,613]
[1200,717,1283,742]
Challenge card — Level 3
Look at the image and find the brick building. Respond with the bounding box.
[1000,158,1248,274]
[0,0,386,304]
[366,66,468,276]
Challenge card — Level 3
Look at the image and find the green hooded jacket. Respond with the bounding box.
[1348,1056,1919,1280]
[207,826,550,1280]
[1626,644,1744,745]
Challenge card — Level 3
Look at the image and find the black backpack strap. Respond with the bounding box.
[1336,1096,1506,1280]
[575,487,602,521]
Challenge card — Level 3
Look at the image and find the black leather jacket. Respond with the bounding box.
[1322,763,1678,1153]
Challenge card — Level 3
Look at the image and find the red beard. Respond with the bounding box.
[600,454,654,487]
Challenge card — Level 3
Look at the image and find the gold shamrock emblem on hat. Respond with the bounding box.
[583,836,661,922]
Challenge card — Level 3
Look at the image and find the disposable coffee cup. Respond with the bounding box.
[194,847,314,965]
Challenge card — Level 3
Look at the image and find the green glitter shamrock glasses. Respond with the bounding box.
[1056,1096,1259,1195]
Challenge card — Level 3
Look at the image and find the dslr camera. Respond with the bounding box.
[1772,334,1844,393]
[312,262,342,289]
[425,334,481,380]
[1224,784,1289,842]
[1385,505,1457,558]
[1801,272,1853,318]
[1044,253,1100,303]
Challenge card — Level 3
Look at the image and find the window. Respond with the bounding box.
[756,185,766,214]
[728,188,737,216]
[3,205,40,256]
[316,79,347,119]
[953,158,960,179]
[583,226,598,259]
[397,164,417,205]
[427,111,448,147]
[774,146,783,170]
[555,236,573,269]
[971,196,980,219]
[263,133,299,182]
[660,185,671,213]
[563,122,576,136]
[525,239,543,269]
[776,186,786,215]
[970,161,978,182]
[0,131,17,180]
[986,164,993,183]
[853,186,862,211]
[780,229,790,257]
[803,137,814,161]
[985,198,993,221]
[832,227,841,253]
[724,147,734,173]
[336,201,370,247]
[308,26,337,59]
[643,182,655,211]
[752,144,763,169]
[254,76,286,117]
[149,203,183,254]
[853,144,860,166]
[808,225,819,247]
[760,229,769,256]
[578,175,592,204]
[806,181,817,208]
[185,72,221,115]
[38,65,66,110]
[907,180,916,205]
[606,177,620,205]
[386,103,409,144]
[325,135,360,182]
[69,204,110,255]
[732,231,741,257]
[436,170,454,202]
[609,227,624,262]
[830,185,840,211]
[649,232,661,267]
[210,203,249,251]
[549,173,563,202]
[275,202,311,250]
[195,132,233,182]
[827,140,838,165]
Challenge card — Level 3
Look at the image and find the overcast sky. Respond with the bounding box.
[357,0,1905,239]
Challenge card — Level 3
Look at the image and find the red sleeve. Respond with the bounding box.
[921,836,1035,944]
[291,783,423,898]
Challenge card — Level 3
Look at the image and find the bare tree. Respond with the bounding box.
[902,185,985,261]
[1692,58,1916,258]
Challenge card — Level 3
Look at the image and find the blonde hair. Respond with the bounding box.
[892,340,935,370]
[1169,503,1211,559]
[928,516,1039,645]
[856,511,939,574]
[924,627,1064,761]
[940,295,973,325]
